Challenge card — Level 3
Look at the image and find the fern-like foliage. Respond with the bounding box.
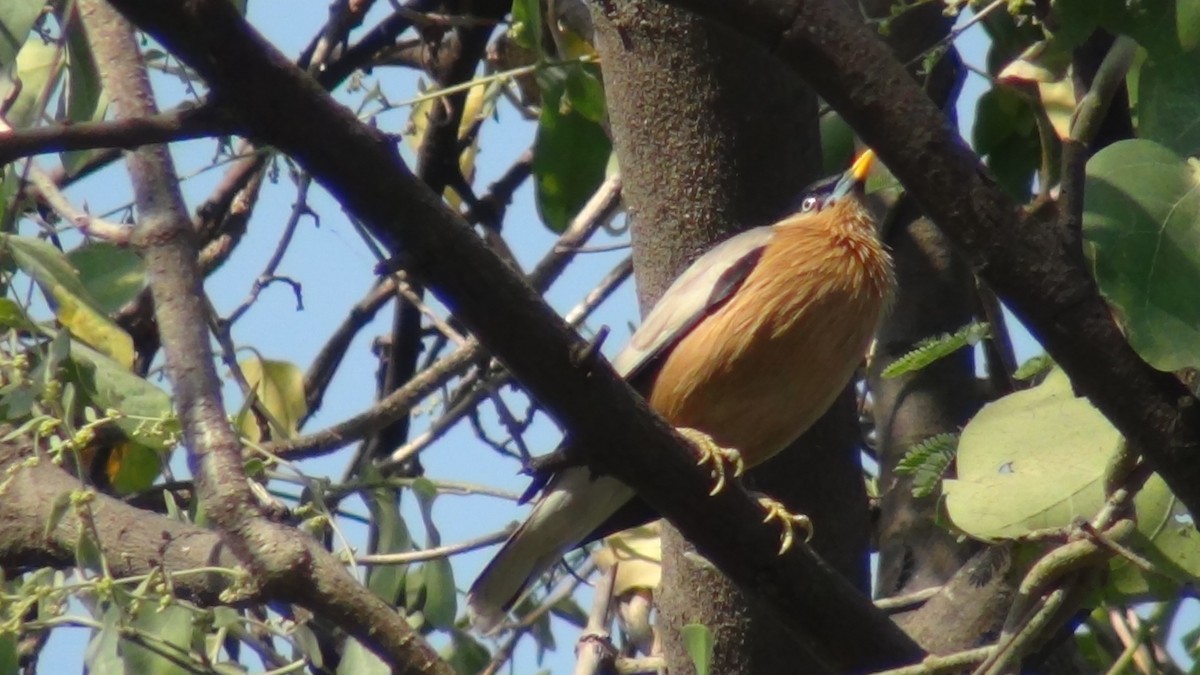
[881,321,991,379]
[894,433,958,498]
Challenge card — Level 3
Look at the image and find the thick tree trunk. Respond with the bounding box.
[591,3,869,672]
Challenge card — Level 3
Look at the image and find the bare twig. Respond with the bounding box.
[24,162,133,244]
[573,563,619,675]
[356,524,516,565]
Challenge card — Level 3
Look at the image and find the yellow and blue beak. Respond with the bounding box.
[829,149,875,201]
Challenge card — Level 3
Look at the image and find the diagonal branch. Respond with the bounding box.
[643,0,1200,514]
[100,0,925,670]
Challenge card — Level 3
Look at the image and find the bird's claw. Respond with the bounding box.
[757,496,813,555]
[677,427,744,496]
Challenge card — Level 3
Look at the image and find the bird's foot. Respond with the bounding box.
[677,427,745,496]
[757,496,813,554]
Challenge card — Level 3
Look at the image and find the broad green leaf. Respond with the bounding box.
[0,297,32,329]
[1082,139,1200,371]
[61,23,109,176]
[533,64,611,232]
[441,630,491,675]
[104,439,162,494]
[0,633,16,675]
[236,356,306,441]
[681,623,714,675]
[510,0,543,54]
[361,463,412,604]
[421,558,457,630]
[944,369,1121,539]
[337,637,390,675]
[819,111,854,176]
[64,338,177,451]
[972,87,1039,200]
[125,602,195,675]
[947,367,1200,596]
[3,235,135,367]
[84,603,124,675]
[3,39,59,130]
[1138,49,1200,155]
[562,63,605,123]
[69,243,145,314]
[0,0,43,73]
[1107,473,1200,600]
[403,562,426,615]
[1053,0,1200,152]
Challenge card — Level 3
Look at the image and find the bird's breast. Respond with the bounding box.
[647,220,893,467]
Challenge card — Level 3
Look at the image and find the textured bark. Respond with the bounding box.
[870,209,993,645]
[591,3,870,673]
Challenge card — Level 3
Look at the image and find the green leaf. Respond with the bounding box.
[681,623,713,675]
[64,338,177,451]
[0,633,17,675]
[125,602,195,675]
[44,491,71,539]
[0,0,43,73]
[944,369,1121,539]
[971,87,1040,200]
[421,558,458,630]
[533,64,612,233]
[510,0,543,54]
[361,464,413,604]
[1082,139,1200,371]
[61,20,108,175]
[1013,353,1055,381]
[337,638,391,675]
[104,439,163,494]
[68,243,145,314]
[441,630,492,675]
[1107,472,1200,600]
[84,603,124,675]
[1138,49,1200,155]
[819,111,855,177]
[2,235,135,367]
[236,356,306,441]
[2,39,59,130]
[895,433,958,498]
[0,297,32,329]
[882,321,990,378]
[562,63,606,123]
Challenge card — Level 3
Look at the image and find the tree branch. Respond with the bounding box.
[647,0,1200,516]
[100,0,925,670]
[77,3,450,673]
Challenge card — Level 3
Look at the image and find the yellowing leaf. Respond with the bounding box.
[2,235,134,367]
[594,522,662,595]
[237,356,306,442]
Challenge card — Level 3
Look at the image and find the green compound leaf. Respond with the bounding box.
[882,321,990,378]
[895,433,959,498]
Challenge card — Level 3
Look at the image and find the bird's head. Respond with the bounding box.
[792,149,875,215]
[776,149,877,237]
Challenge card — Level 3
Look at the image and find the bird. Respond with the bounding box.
[467,149,893,633]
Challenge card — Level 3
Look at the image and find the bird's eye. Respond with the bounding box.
[801,196,819,212]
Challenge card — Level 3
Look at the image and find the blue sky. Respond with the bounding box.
[32,3,1159,673]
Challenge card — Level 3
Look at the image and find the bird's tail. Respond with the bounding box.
[467,468,633,633]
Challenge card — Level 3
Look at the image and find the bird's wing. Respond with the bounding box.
[610,226,774,380]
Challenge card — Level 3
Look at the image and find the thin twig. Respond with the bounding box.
[573,564,618,675]
[381,256,631,469]
[24,162,133,244]
[357,524,516,565]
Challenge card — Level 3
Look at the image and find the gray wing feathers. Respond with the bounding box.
[610,227,773,379]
